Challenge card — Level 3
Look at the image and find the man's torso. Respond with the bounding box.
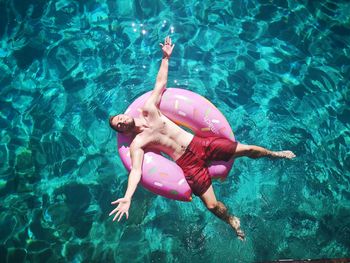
[135,109,194,161]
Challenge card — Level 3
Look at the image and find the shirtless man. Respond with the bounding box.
[108,36,295,240]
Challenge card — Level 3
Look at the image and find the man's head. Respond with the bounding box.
[109,114,136,133]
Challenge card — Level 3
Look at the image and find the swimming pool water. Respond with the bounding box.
[0,0,349,262]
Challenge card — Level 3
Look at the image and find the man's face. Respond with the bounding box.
[111,114,135,133]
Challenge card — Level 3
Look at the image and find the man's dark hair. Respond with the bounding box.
[109,115,122,132]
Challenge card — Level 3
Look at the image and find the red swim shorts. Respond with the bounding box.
[175,136,238,196]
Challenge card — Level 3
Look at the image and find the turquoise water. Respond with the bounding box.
[0,0,349,262]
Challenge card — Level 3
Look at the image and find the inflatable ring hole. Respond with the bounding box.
[179,124,194,135]
[160,152,172,160]
[172,120,194,135]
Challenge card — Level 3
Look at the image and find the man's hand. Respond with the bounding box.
[109,197,131,222]
[160,36,175,59]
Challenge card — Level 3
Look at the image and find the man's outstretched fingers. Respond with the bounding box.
[111,199,122,205]
[109,207,118,216]
[113,211,121,221]
[118,212,125,222]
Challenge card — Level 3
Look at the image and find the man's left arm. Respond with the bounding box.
[144,36,175,109]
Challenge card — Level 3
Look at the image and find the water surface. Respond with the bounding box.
[0,0,349,262]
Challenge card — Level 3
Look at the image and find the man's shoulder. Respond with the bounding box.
[141,104,161,119]
[131,132,150,149]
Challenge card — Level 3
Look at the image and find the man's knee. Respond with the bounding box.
[205,200,218,211]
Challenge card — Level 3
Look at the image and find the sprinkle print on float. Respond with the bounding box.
[117,88,236,201]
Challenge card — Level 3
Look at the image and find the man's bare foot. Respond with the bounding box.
[229,216,245,241]
[273,150,296,159]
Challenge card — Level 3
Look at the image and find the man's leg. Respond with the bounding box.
[233,143,296,159]
[200,185,245,240]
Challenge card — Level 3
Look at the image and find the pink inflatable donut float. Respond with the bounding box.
[117,88,236,201]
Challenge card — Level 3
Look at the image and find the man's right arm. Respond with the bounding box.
[109,141,144,222]
[124,145,144,200]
